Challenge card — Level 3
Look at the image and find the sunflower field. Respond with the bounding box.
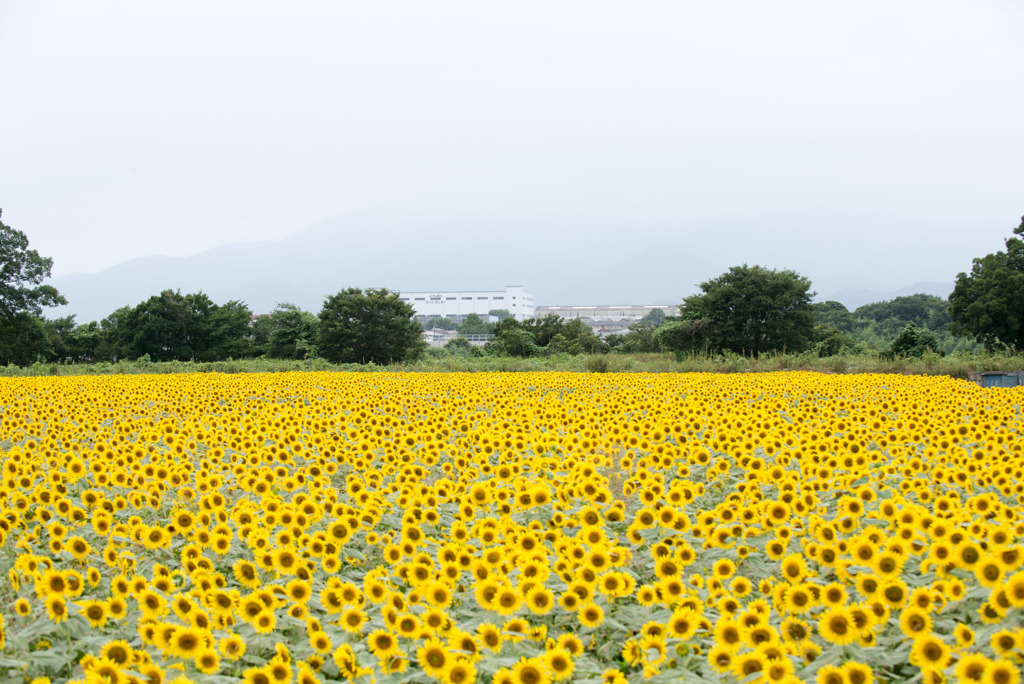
[0,372,1023,684]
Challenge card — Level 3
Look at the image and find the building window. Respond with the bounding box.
[414,297,425,301]
[446,297,456,300]
[494,296,503,300]
[462,297,472,300]
[478,296,488,300]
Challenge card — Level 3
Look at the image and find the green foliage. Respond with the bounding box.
[521,314,565,347]
[486,319,541,357]
[889,323,940,358]
[0,210,67,365]
[94,306,134,361]
[0,210,67,319]
[42,315,77,361]
[8,348,1024,378]
[812,323,855,357]
[428,316,457,330]
[487,315,604,357]
[680,265,815,356]
[456,312,494,335]
[613,321,662,353]
[812,294,971,356]
[546,318,604,355]
[810,301,863,335]
[639,308,666,327]
[203,299,254,361]
[487,308,513,321]
[440,337,479,356]
[949,215,1024,350]
[265,302,320,360]
[857,293,951,328]
[654,319,712,360]
[249,315,275,355]
[109,290,254,362]
[0,313,49,366]
[317,287,425,364]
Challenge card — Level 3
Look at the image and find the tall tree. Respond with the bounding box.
[201,299,254,361]
[317,287,425,364]
[457,313,494,335]
[546,318,604,355]
[0,313,50,366]
[116,290,253,361]
[0,210,67,365]
[266,302,320,359]
[486,318,540,357]
[521,314,565,348]
[639,308,666,328]
[680,265,815,355]
[949,216,1024,350]
[0,210,67,320]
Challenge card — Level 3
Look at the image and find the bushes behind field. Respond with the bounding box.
[4,349,1023,379]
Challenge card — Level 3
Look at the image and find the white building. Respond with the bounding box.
[399,286,535,321]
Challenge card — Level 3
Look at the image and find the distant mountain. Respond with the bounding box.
[47,209,995,323]
[821,282,954,311]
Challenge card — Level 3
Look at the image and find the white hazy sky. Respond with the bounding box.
[2,1,1023,277]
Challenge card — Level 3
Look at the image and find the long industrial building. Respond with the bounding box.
[399,286,535,321]
[534,304,676,320]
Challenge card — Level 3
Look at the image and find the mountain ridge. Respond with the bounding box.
[48,209,979,322]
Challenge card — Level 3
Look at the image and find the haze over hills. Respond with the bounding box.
[49,208,979,323]
[823,283,953,311]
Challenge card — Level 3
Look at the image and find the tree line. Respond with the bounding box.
[21,288,424,367]
[3,210,1024,366]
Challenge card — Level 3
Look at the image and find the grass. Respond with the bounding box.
[2,349,1022,378]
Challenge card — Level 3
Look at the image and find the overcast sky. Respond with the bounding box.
[2,1,1023,279]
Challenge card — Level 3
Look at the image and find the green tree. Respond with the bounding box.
[811,301,862,335]
[639,308,667,327]
[949,216,1024,350]
[444,336,475,354]
[654,319,712,360]
[60,319,110,362]
[266,303,320,360]
[96,306,134,361]
[457,313,494,335]
[812,324,853,357]
[521,314,565,348]
[317,287,425,364]
[488,308,513,321]
[43,315,78,361]
[614,321,662,353]
[486,319,540,357]
[201,299,254,361]
[0,210,67,365]
[115,290,253,362]
[681,265,815,356]
[429,317,457,330]
[250,315,275,356]
[546,318,604,355]
[856,294,950,337]
[889,323,940,358]
[0,313,49,366]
